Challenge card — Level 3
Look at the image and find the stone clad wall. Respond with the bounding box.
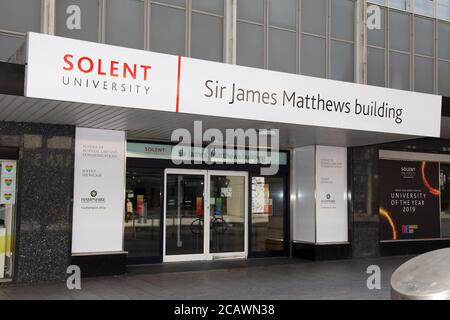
[0,122,74,283]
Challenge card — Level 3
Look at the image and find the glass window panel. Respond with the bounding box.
[389,0,410,11]
[192,0,224,15]
[414,56,434,94]
[438,3,450,21]
[125,170,162,260]
[191,13,224,62]
[368,47,386,87]
[209,175,245,253]
[331,0,355,41]
[154,0,186,7]
[331,40,354,82]
[269,0,296,29]
[0,0,41,33]
[150,4,186,56]
[0,34,24,62]
[301,0,327,36]
[301,34,326,78]
[414,0,434,17]
[414,16,434,56]
[165,174,205,256]
[105,0,145,49]
[368,7,386,47]
[389,51,410,90]
[438,60,450,96]
[268,28,296,73]
[438,22,450,59]
[251,176,286,253]
[237,0,264,23]
[389,10,411,52]
[56,0,99,42]
[236,22,264,68]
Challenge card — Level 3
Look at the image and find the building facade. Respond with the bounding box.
[0,0,449,283]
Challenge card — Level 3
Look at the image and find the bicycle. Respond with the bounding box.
[190,213,228,235]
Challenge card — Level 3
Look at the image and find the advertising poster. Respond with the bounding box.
[379,159,441,241]
[263,185,272,215]
[251,177,265,214]
[136,195,144,217]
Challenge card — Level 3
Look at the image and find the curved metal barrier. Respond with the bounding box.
[391,248,450,300]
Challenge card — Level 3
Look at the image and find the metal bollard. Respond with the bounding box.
[391,248,450,300]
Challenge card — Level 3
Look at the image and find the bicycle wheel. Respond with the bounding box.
[190,218,204,235]
[212,217,228,234]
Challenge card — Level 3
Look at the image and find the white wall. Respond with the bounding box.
[292,146,316,243]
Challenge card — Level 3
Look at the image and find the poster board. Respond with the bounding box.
[379,159,441,240]
[71,128,126,254]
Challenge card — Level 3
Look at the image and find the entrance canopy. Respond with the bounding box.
[0,32,448,149]
[1,93,449,149]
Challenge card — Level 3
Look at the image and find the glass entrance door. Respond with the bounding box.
[163,169,247,262]
[208,171,247,259]
[164,170,206,261]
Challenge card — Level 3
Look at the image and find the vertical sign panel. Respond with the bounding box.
[315,146,348,243]
[72,128,126,254]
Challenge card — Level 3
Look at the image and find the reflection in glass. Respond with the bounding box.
[251,176,285,253]
[438,1,450,21]
[389,0,410,11]
[0,0,41,33]
[125,171,162,260]
[414,0,433,16]
[166,174,205,255]
[209,176,245,253]
[105,0,145,49]
[440,164,450,237]
[150,4,186,56]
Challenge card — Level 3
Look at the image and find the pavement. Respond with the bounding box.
[0,255,412,300]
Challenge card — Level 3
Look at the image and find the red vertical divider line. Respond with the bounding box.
[176,56,182,113]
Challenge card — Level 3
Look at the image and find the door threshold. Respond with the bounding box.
[126,257,294,275]
[211,255,246,261]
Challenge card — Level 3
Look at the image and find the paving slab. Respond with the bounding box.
[0,256,412,300]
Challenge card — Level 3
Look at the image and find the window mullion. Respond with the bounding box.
[186,0,191,57]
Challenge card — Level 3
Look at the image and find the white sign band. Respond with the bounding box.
[25,32,442,137]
